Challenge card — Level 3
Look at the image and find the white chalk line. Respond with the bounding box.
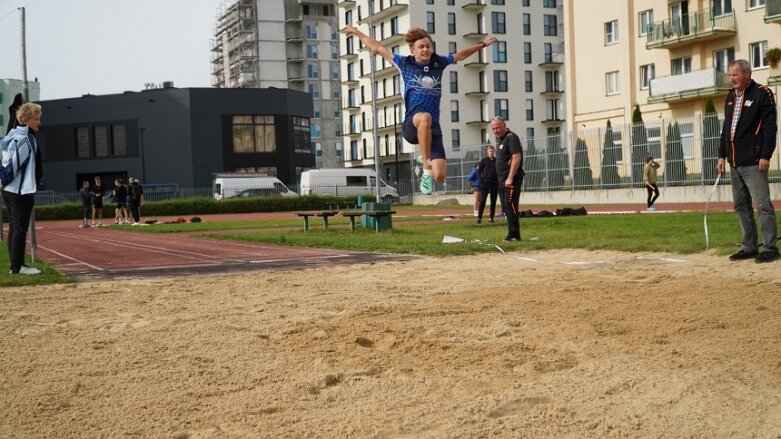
[34,244,105,271]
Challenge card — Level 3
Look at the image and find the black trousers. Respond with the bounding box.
[499,176,523,240]
[2,191,35,273]
[646,183,660,207]
[478,182,498,221]
[128,201,140,223]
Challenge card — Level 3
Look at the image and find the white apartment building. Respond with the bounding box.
[564,0,781,129]
[211,0,344,170]
[338,0,566,187]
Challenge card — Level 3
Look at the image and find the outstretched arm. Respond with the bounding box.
[341,25,394,64]
[453,37,497,62]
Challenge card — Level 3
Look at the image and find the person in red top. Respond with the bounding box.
[718,59,778,263]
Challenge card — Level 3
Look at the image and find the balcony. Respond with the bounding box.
[541,117,565,125]
[465,88,488,97]
[464,60,488,69]
[646,10,736,50]
[358,1,408,25]
[340,50,359,61]
[540,89,564,97]
[539,52,564,68]
[766,0,781,23]
[360,65,398,80]
[462,30,488,40]
[462,0,485,11]
[466,119,489,126]
[648,68,730,104]
[337,0,355,7]
[375,93,402,106]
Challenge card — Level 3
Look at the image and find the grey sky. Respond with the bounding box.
[0,0,223,100]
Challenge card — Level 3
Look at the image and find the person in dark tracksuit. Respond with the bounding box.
[490,117,524,242]
[78,180,91,228]
[476,144,499,224]
[718,59,778,264]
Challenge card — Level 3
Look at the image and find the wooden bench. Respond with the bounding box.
[293,210,339,231]
[341,210,396,233]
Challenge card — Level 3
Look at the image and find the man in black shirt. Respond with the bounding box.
[490,117,524,242]
[476,144,499,224]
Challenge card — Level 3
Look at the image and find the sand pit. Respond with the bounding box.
[1,249,779,438]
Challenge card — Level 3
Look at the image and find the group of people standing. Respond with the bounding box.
[78,175,144,228]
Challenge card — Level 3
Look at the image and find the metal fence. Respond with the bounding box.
[441,114,781,195]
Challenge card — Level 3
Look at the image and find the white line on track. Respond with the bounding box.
[35,244,105,271]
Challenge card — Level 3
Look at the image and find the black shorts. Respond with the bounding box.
[402,117,446,160]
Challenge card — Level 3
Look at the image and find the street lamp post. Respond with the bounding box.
[138,128,147,183]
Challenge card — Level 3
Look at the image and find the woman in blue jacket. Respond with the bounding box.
[1,102,43,275]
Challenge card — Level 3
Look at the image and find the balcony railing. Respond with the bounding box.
[646,9,736,49]
[766,0,781,22]
[648,68,730,103]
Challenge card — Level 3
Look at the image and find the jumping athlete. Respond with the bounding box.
[341,25,496,194]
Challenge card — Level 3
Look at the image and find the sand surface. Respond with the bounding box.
[1,249,780,438]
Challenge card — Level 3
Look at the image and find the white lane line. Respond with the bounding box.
[515,256,541,262]
[35,244,105,271]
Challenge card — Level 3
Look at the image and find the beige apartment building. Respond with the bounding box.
[338,0,566,188]
[564,0,781,129]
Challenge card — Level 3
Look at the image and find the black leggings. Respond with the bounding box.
[478,183,498,221]
[646,184,659,207]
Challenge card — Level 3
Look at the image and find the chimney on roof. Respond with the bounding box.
[162,81,174,89]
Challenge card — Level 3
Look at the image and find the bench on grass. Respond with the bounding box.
[293,210,340,231]
[341,210,397,233]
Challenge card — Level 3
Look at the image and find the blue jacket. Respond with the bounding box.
[468,167,481,188]
[1,125,39,195]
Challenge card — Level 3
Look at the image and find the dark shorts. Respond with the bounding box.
[92,200,103,208]
[402,117,446,161]
[116,203,126,208]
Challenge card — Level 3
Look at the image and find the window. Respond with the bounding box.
[525,70,533,92]
[546,99,560,121]
[495,99,509,120]
[713,47,734,73]
[307,63,319,79]
[306,44,318,58]
[543,0,556,6]
[478,71,486,92]
[314,142,322,157]
[345,10,352,25]
[448,13,456,35]
[450,100,459,122]
[612,129,623,162]
[522,0,529,5]
[640,64,655,90]
[76,127,90,158]
[523,14,531,35]
[712,0,732,17]
[346,36,355,54]
[450,71,458,93]
[671,57,692,75]
[492,12,506,34]
[451,129,460,150]
[313,103,321,118]
[111,124,126,156]
[492,0,505,4]
[390,17,399,35]
[606,71,620,95]
[448,0,455,5]
[347,63,355,81]
[750,41,768,69]
[349,114,357,133]
[543,15,557,36]
[680,122,694,158]
[448,42,457,53]
[350,140,359,160]
[232,115,277,154]
[426,0,434,3]
[647,127,661,159]
[309,83,320,98]
[526,127,534,141]
[493,41,507,63]
[305,24,317,39]
[494,70,508,92]
[545,70,559,91]
[427,12,435,33]
[605,20,619,44]
[310,122,321,139]
[94,126,109,157]
[523,42,532,64]
[544,42,553,63]
[525,99,533,121]
[638,10,653,36]
[749,0,766,8]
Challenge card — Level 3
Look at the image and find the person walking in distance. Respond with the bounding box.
[476,144,499,224]
[490,117,524,242]
[78,180,91,228]
[718,59,778,263]
[127,177,144,225]
[341,24,496,194]
[0,102,43,275]
[643,156,661,211]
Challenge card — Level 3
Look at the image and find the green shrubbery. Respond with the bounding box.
[32,195,364,221]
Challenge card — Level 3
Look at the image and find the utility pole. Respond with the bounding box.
[19,7,29,102]
[368,0,382,202]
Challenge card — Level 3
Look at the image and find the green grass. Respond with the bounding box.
[0,253,73,287]
[0,211,763,288]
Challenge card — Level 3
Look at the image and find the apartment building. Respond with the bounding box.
[564,0,781,129]
[338,0,566,186]
[211,0,343,171]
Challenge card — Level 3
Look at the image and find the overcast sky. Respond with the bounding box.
[0,0,223,100]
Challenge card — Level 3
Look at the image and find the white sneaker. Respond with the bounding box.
[19,266,41,275]
[132,222,140,226]
[647,206,656,211]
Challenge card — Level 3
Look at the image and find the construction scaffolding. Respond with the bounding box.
[211,0,259,88]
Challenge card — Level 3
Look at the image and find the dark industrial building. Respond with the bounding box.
[37,87,314,192]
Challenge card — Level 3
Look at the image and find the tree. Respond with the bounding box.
[630,105,650,188]
[701,98,721,184]
[600,120,621,188]
[573,138,593,189]
[523,139,544,190]
[664,122,687,185]
[546,132,566,189]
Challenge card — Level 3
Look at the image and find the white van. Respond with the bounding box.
[300,168,399,203]
[213,174,297,200]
